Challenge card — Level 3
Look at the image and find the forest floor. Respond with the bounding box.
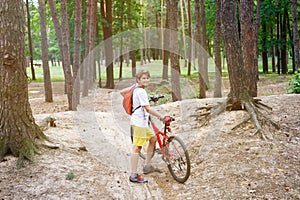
[0,75,299,200]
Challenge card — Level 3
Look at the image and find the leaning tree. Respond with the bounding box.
[0,0,46,167]
[217,0,278,140]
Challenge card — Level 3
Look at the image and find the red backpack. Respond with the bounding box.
[121,86,141,115]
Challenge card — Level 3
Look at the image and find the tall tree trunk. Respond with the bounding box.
[239,0,257,97]
[100,0,114,89]
[163,0,170,80]
[168,0,182,101]
[276,13,281,74]
[82,0,91,95]
[195,0,206,98]
[180,0,187,68]
[286,10,295,73]
[0,0,45,166]
[25,0,36,81]
[127,0,137,77]
[290,0,300,72]
[48,0,73,110]
[221,0,250,109]
[254,0,261,80]
[261,18,268,73]
[73,0,82,109]
[89,0,97,86]
[213,0,222,98]
[200,0,209,91]
[38,0,53,103]
[281,8,288,74]
[271,27,276,72]
[186,0,192,76]
[118,0,125,81]
[60,0,73,109]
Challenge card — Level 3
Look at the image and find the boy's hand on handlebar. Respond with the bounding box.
[162,116,175,124]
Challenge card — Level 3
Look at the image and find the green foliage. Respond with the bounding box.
[66,172,75,180]
[287,72,300,94]
[147,84,173,105]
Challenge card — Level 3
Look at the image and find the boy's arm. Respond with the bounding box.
[144,105,164,121]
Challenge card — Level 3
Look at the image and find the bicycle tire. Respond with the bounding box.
[165,136,191,183]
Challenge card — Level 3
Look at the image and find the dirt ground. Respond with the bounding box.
[0,76,299,200]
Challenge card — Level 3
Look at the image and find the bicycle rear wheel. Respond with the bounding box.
[165,136,190,183]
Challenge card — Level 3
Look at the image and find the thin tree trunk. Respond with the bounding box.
[48,0,73,109]
[276,13,281,74]
[261,18,268,73]
[82,0,91,96]
[168,0,182,101]
[200,0,209,91]
[88,0,96,88]
[281,8,288,74]
[213,0,222,98]
[271,27,276,72]
[163,0,170,80]
[73,0,82,109]
[127,0,136,77]
[100,0,114,89]
[38,0,53,102]
[290,0,300,72]
[119,2,124,80]
[186,0,192,76]
[60,0,73,109]
[195,0,206,98]
[286,10,295,73]
[25,0,36,80]
[254,0,261,80]
[180,0,187,68]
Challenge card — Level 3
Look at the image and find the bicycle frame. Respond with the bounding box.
[149,116,173,161]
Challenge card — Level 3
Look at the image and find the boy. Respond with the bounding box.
[120,70,164,183]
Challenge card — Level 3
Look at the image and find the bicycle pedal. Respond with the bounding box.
[156,148,162,154]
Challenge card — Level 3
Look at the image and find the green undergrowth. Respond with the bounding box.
[287,72,300,94]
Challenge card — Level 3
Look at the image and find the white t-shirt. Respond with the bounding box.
[130,87,150,128]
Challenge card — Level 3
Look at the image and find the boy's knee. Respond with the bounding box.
[149,137,156,143]
[132,146,142,153]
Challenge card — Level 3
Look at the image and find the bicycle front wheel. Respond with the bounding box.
[165,136,191,183]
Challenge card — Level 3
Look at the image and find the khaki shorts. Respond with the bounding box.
[131,125,155,147]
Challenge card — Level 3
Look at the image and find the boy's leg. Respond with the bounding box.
[130,145,148,183]
[145,136,156,165]
[131,145,141,175]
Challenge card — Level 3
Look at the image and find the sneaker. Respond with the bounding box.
[143,164,161,174]
[129,174,148,183]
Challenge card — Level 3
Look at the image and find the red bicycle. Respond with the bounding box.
[131,96,191,183]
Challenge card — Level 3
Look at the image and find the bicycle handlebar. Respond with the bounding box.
[149,95,165,102]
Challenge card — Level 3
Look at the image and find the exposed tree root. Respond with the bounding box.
[244,101,268,141]
[17,138,41,168]
[231,116,251,131]
[196,97,280,141]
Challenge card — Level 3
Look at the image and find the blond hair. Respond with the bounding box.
[135,69,150,82]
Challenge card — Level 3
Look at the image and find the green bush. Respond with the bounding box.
[287,72,300,94]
